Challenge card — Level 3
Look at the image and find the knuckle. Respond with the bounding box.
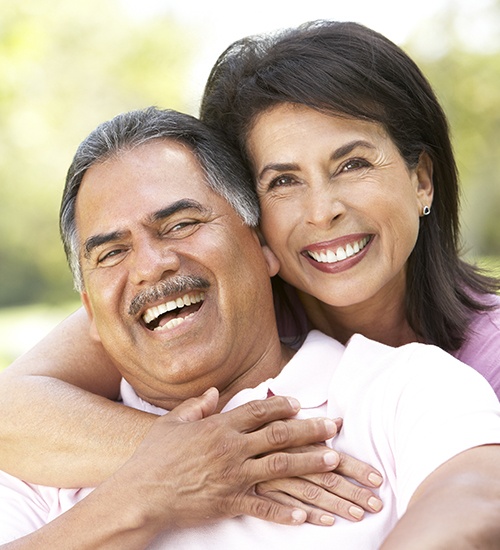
[245,399,270,421]
[321,472,343,491]
[267,421,291,446]
[337,452,365,476]
[301,483,323,501]
[212,433,236,458]
[267,452,290,476]
[249,498,276,520]
[255,481,272,496]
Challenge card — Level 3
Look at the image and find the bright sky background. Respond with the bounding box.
[119,0,498,109]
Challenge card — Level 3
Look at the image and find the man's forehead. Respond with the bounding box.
[75,139,235,240]
[78,140,218,206]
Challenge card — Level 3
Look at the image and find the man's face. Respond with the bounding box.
[77,139,279,409]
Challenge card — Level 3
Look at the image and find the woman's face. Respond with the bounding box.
[246,103,433,309]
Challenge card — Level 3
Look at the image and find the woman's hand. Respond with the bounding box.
[256,442,383,525]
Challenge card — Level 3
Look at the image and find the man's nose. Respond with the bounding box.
[129,239,181,286]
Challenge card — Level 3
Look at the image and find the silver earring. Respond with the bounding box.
[423,205,431,216]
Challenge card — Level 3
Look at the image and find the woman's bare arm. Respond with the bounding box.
[381,445,500,549]
[0,307,155,487]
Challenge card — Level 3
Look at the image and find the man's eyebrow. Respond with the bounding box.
[83,199,210,259]
[84,231,126,259]
[257,140,376,179]
[149,198,210,223]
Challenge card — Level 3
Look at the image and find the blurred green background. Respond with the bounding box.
[1,0,500,369]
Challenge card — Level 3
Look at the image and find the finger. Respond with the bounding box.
[230,492,308,526]
[335,452,384,488]
[256,481,336,526]
[300,472,383,516]
[254,447,340,482]
[166,387,219,423]
[223,396,302,432]
[246,417,339,456]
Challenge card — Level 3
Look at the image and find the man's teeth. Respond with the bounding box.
[307,236,370,264]
[142,292,205,327]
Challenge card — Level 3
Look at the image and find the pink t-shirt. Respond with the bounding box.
[451,294,500,397]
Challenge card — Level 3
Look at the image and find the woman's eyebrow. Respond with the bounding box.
[330,140,376,160]
[257,140,376,179]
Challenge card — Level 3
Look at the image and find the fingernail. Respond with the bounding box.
[320,514,335,526]
[323,450,339,466]
[332,417,343,430]
[287,397,300,409]
[368,496,383,512]
[368,472,383,486]
[349,506,364,520]
[324,418,337,433]
[291,509,306,523]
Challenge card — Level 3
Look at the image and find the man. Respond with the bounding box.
[1,107,500,549]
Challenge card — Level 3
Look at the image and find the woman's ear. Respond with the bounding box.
[261,244,280,277]
[81,291,101,343]
[416,151,434,208]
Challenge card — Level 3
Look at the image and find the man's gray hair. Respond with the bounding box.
[60,107,260,292]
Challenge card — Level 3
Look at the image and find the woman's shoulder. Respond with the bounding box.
[452,293,500,398]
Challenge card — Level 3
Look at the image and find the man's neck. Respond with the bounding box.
[215,342,296,412]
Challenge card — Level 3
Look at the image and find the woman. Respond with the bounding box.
[200,20,500,376]
[0,19,499,525]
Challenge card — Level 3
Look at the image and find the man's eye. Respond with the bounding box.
[171,222,195,231]
[97,249,124,265]
[166,220,201,237]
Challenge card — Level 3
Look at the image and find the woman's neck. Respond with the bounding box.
[298,289,419,348]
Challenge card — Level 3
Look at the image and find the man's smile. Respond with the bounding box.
[142,291,206,331]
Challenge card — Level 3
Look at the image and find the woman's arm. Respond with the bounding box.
[0,307,155,487]
[381,445,500,549]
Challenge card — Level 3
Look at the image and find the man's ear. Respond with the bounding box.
[261,244,280,277]
[415,151,434,208]
[81,291,101,343]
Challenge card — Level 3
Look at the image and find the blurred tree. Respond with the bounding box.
[406,0,500,258]
[0,0,196,306]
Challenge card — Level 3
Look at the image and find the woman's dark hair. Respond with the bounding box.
[200,19,499,351]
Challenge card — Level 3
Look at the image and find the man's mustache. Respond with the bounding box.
[128,276,210,317]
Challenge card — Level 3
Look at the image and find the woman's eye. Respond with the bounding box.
[341,158,371,172]
[268,175,296,189]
